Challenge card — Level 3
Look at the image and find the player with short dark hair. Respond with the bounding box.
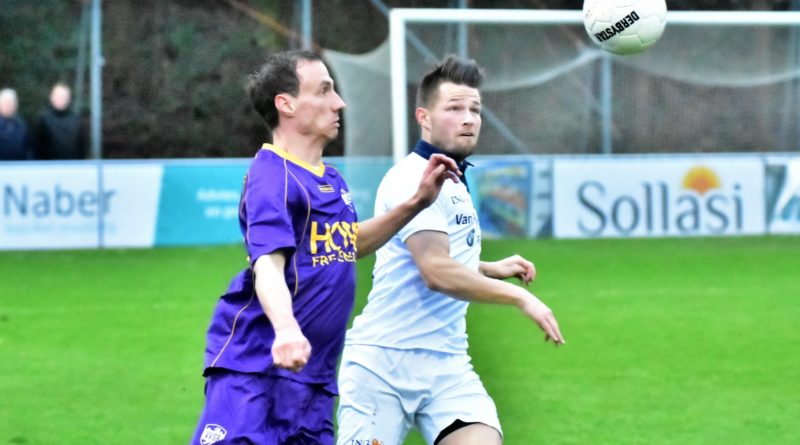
[248,51,324,131]
[336,55,565,445]
[189,50,460,445]
[416,54,483,108]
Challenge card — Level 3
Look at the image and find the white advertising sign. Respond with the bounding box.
[101,165,163,247]
[0,164,162,249]
[553,157,765,238]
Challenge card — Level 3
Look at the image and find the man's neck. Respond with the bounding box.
[271,128,325,167]
[413,138,473,191]
[417,138,466,163]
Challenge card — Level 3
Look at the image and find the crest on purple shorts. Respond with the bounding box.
[200,424,227,445]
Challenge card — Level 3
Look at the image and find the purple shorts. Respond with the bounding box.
[189,369,334,445]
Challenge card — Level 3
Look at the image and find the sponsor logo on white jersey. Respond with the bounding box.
[346,439,384,445]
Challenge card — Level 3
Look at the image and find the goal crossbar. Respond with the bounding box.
[390,8,800,162]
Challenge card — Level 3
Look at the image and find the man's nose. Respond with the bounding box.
[462,111,474,125]
[333,91,346,110]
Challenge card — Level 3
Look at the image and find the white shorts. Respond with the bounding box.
[336,344,502,445]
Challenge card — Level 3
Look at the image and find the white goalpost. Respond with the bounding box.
[388,9,800,163]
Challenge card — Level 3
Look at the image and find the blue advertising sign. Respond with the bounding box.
[330,158,393,219]
[155,163,248,246]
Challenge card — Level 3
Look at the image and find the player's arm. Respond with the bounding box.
[406,230,565,345]
[355,153,461,258]
[479,255,537,286]
[253,252,311,372]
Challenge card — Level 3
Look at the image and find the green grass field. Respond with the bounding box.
[1,236,798,444]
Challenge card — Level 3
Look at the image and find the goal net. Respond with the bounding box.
[325,9,800,159]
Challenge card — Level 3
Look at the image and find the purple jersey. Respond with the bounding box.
[203,144,358,392]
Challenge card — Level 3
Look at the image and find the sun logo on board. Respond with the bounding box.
[682,166,721,196]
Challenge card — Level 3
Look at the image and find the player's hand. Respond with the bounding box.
[486,255,536,285]
[272,324,312,373]
[519,295,565,347]
[413,153,462,209]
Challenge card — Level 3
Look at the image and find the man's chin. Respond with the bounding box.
[324,129,339,141]
[454,142,476,157]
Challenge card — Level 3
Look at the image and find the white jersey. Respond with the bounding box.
[345,150,481,354]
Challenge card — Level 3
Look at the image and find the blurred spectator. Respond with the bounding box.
[0,88,33,160]
[35,83,86,160]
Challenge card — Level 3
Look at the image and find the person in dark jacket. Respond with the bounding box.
[0,88,33,161]
[35,83,86,160]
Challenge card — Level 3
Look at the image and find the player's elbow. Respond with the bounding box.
[418,262,450,293]
[421,274,445,293]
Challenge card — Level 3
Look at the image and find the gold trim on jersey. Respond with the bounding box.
[286,165,313,297]
[209,291,256,368]
[263,143,326,177]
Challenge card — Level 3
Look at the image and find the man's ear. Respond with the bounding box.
[275,93,295,117]
[415,107,429,130]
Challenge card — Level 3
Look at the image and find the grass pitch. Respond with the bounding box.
[0,236,798,444]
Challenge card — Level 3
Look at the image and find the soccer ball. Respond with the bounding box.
[582,0,667,55]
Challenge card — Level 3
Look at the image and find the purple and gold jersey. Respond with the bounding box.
[203,144,358,392]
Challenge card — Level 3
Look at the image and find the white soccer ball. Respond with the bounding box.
[583,0,667,55]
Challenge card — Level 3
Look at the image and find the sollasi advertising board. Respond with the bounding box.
[553,157,765,238]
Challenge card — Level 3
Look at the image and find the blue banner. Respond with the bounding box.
[155,163,248,246]
[331,158,393,220]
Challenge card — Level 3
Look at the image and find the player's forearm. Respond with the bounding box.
[421,257,529,308]
[253,254,299,331]
[256,281,298,331]
[356,198,423,258]
[478,261,500,278]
